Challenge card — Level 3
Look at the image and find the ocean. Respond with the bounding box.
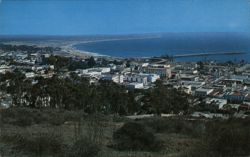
[73,33,250,62]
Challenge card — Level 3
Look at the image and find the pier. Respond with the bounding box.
[173,52,246,58]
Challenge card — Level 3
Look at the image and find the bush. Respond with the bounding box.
[206,121,250,157]
[112,122,163,151]
[14,115,33,127]
[1,131,64,155]
[1,107,35,127]
[0,107,84,126]
[139,117,205,137]
[183,119,250,157]
[47,112,65,125]
[67,138,100,157]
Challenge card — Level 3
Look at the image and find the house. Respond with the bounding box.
[101,74,124,83]
[0,65,12,74]
[243,94,250,106]
[0,94,12,109]
[25,72,36,78]
[126,82,144,89]
[178,74,199,81]
[81,67,111,74]
[125,73,160,83]
[221,79,244,85]
[30,53,42,63]
[16,53,28,60]
[181,81,205,93]
[125,74,148,85]
[139,73,160,83]
[206,98,227,109]
[78,67,111,79]
[174,84,192,94]
[223,91,248,103]
[43,53,51,58]
[192,112,228,119]
[195,88,214,97]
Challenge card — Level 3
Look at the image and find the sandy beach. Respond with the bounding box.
[1,35,162,59]
[64,35,162,58]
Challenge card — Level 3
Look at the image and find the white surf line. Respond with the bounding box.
[74,35,162,45]
[67,35,162,47]
[66,35,162,57]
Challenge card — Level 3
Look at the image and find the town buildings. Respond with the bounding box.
[1,46,250,118]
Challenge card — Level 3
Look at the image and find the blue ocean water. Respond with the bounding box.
[73,33,250,62]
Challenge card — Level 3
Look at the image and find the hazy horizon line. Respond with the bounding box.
[0,31,249,37]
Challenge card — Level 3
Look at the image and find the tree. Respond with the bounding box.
[149,80,189,115]
[87,57,96,67]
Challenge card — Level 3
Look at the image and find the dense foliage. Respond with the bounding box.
[42,56,98,71]
[0,71,190,115]
[204,119,250,157]
[0,71,139,115]
[112,122,163,151]
[0,43,58,53]
[68,138,100,157]
[142,80,190,115]
[1,130,63,155]
[1,107,250,157]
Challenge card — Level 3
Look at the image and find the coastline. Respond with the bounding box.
[61,44,104,58]
[63,35,162,58]
[2,34,249,61]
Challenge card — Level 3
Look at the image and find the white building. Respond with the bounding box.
[178,74,199,81]
[139,73,160,83]
[142,64,171,79]
[174,84,192,94]
[0,65,12,74]
[25,72,36,78]
[195,88,214,97]
[81,67,110,74]
[78,67,111,79]
[206,98,227,109]
[30,53,42,63]
[125,74,148,85]
[181,81,205,93]
[101,74,124,83]
[126,82,144,89]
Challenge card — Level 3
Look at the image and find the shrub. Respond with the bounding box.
[206,122,250,157]
[139,117,205,137]
[112,122,163,151]
[1,131,64,155]
[1,107,35,127]
[47,113,65,125]
[183,119,250,157]
[0,107,77,126]
[14,115,33,127]
[67,138,100,157]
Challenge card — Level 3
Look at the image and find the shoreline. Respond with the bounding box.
[1,36,249,62]
[66,42,250,61]
[63,35,162,58]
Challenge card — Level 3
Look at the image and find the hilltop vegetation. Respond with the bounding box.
[0,70,190,115]
[0,71,250,157]
[0,108,250,157]
[0,43,59,53]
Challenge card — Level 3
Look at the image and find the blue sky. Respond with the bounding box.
[0,0,249,35]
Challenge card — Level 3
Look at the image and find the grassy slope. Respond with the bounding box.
[0,116,200,157]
